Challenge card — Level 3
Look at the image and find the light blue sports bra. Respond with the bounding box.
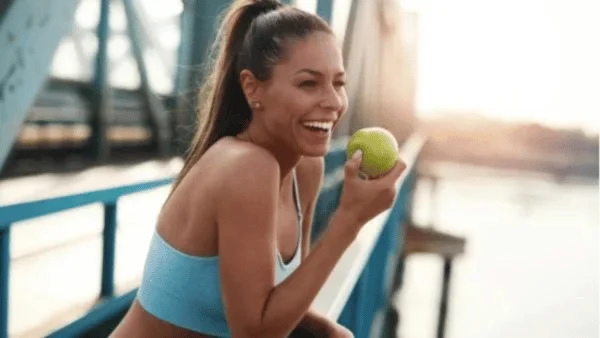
[137,170,303,337]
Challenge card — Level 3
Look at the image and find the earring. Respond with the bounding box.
[252,101,262,109]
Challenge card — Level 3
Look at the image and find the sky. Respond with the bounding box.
[401,0,600,132]
[55,0,599,133]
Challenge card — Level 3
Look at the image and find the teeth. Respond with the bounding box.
[303,121,333,132]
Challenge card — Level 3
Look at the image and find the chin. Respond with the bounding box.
[299,144,329,157]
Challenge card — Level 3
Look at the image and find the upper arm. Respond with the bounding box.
[216,148,281,335]
[297,157,325,259]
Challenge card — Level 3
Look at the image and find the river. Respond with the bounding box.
[398,162,599,338]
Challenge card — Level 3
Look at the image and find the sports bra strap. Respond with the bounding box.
[291,169,303,225]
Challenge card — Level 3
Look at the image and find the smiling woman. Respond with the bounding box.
[109,1,406,338]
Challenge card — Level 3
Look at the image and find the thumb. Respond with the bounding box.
[344,149,363,178]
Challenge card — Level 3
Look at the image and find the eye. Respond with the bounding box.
[334,80,346,87]
[299,80,317,87]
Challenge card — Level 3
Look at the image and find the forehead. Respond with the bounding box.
[275,32,344,76]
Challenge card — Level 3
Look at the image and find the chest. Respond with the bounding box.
[276,189,304,263]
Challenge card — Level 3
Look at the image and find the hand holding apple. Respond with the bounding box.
[346,127,399,179]
[334,127,407,233]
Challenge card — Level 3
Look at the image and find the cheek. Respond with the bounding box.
[262,92,302,136]
[340,91,349,113]
[334,90,349,121]
[276,89,315,121]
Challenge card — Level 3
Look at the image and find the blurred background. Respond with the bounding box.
[0,0,598,337]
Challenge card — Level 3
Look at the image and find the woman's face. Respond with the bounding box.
[254,31,347,157]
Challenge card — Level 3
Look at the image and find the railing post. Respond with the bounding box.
[436,257,453,338]
[101,203,117,297]
[0,226,11,338]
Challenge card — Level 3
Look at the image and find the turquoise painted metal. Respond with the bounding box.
[317,138,421,337]
[173,0,232,154]
[0,178,173,338]
[316,0,334,23]
[0,227,9,338]
[46,289,138,338]
[0,135,422,337]
[0,0,421,335]
[0,0,80,171]
[121,0,172,156]
[90,0,111,161]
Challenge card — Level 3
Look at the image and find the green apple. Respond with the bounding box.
[346,127,399,178]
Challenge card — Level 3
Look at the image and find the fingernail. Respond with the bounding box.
[353,150,362,159]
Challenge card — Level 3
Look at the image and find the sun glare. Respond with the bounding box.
[406,0,600,132]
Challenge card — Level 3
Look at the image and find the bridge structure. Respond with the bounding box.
[0,1,465,337]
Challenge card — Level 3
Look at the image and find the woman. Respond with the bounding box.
[111,0,406,337]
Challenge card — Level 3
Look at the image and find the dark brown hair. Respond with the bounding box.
[170,0,332,194]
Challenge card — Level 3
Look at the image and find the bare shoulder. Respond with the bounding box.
[205,137,281,205]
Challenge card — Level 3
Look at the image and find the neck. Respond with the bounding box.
[239,123,301,181]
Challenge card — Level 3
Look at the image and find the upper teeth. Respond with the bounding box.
[303,121,333,131]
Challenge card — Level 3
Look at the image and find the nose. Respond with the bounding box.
[320,84,345,112]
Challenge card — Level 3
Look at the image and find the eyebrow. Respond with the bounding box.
[295,69,346,77]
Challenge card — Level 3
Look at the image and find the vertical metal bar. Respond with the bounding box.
[101,203,117,297]
[436,257,453,338]
[406,171,419,224]
[172,0,196,155]
[316,0,333,24]
[429,175,439,228]
[90,0,111,161]
[331,0,360,139]
[172,0,193,154]
[354,266,370,337]
[0,227,11,338]
[173,0,230,154]
[121,0,172,156]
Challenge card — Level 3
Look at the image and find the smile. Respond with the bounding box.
[302,121,334,133]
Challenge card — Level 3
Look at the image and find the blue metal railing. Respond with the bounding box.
[0,178,173,338]
[314,135,424,337]
[0,134,424,338]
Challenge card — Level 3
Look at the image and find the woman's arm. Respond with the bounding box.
[294,157,353,338]
[216,147,403,338]
[216,149,357,338]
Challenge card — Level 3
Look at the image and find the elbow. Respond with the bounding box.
[228,291,289,337]
[228,326,272,338]
[231,321,286,338]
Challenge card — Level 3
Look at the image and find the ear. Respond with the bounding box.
[240,69,262,106]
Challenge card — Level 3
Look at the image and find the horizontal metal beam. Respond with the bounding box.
[46,289,138,338]
[24,80,173,125]
[0,178,173,227]
[0,0,80,170]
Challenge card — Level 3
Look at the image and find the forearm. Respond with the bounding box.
[257,211,357,337]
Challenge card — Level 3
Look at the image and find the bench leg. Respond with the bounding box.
[436,257,453,338]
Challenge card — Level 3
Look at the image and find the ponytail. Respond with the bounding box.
[168,0,331,198]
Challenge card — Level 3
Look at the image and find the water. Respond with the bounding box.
[397,163,599,338]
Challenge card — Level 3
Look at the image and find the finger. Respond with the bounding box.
[344,149,363,178]
[381,158,407,184]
